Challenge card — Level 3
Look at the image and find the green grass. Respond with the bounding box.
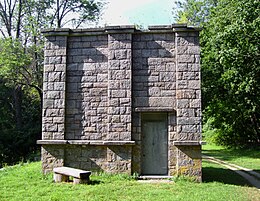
[0,162,259,201]
[202,144,260,171]
[202,160,252,186]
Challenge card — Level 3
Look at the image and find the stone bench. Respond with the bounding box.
[53,167,91,184]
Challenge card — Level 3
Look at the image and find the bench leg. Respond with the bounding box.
[73,177,89,184]
[54,173,69,183]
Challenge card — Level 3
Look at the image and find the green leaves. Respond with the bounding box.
[201,0,260,147]
[176,0,260,147]
[0,38,32,86]
[173,0,216,26]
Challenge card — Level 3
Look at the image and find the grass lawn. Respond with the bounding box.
[202,144,260,172]
[0,162,259,201]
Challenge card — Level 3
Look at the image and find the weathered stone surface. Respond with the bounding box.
[41,26,202,181]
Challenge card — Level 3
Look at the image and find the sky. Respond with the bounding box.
[98,0,176,28]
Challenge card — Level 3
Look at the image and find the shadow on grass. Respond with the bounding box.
[202,161,253,187]
[88,180,103,185]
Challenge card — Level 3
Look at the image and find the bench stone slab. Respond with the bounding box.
[53,167,91,184]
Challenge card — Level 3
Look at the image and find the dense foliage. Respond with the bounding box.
[175,0,260,148]
[0,0,102,167]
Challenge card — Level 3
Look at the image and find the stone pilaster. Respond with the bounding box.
[41,31,69,171]
[42,34,68,140]
[175,30,202,180]
[176,30,201,141]
[107,31,133,141]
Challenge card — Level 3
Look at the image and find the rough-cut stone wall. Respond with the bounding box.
[131,32,178,175]
[176,31,201,141]
[39,25,203,181]
[175,31,202,180]
[64,145,132,174]
[107,33,132,141]
[42,35,67,140]
[66,35,108,140]
[132,33,176,109]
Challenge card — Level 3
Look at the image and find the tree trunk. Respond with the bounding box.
[13,85,22,130]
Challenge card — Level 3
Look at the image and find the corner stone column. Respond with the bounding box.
[175,30,202,180]
[107,31,133,141]
[41,32,68,172]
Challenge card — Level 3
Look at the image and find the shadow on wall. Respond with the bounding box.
[66,35,108,140]
[64,145,105,172]
[132,33,176,109]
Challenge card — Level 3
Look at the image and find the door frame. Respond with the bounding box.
[140,112,168,175]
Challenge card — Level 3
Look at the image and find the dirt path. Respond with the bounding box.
[203,155,260,189]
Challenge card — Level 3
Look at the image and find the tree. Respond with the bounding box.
[48,0,101,28]
[0,0,102,166]
[173,0,217,26]
[202,0,260,147]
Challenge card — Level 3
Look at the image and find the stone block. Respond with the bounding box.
[54,82,65,91]
[47,91,61,99]
[195,55,200,64]
[48,72,62,82]
[165,63,175,71]
[53,117,64,123]
[182,72,200,80]
[177,80,188,89]
[190,99,201,108]
[55,64,66,72]
[43,100,54,109]
[159,72,175,82]
[140,34,153,41]
[176,90,196,99]
[188,80,200,89]
[54,99,65,109]
[115,49,128,60]
[111,90,126,98]
[177,64,188,72]
[188,64,200,72]
[177,108,195,117]
[180,124,200,133]
[120,60,131,70]
[178,55,195,63]
[177,46,188,54]
[196,90,201,99]
[42,117,53,124]
[148,97,174,107]
[177,117,201,125]
[44,65,55,72]
[159,49,173,57]
[82,75,97,82]
[43,123,58,132]
[49,56,62,64]
[177,99,189,108]
[56,49,67,56]
[188,46,200,54]
[148,87,161,96]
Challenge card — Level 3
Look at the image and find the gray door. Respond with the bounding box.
[141,113,168,175]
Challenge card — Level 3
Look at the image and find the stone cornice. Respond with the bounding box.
[41,24,201,36]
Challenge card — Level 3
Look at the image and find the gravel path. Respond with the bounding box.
[203,155,260,189]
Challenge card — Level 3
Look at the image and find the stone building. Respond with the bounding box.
[37,24,203,181]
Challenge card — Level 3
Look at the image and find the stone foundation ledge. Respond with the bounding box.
[172,141,206,146]
[37,140,135,146]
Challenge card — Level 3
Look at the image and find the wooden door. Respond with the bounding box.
[141,113,168,175]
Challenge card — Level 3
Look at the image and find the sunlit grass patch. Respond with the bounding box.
[0,161,259,201]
